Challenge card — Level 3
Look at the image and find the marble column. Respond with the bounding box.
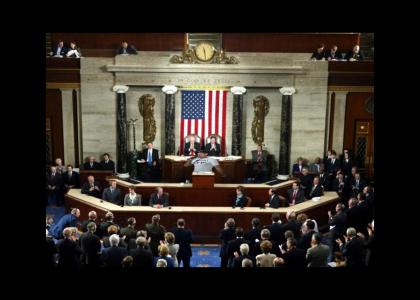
[278,87,296,176]
[332,91,348,154]
[230,86,246,156]
[113,85,129,173]
[60,88,75,166]
[162,85,178,155]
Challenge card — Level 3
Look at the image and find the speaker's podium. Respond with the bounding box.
[192,172,215,188]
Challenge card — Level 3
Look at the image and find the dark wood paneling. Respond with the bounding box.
[116,181,293,207]
[46,69,80,83]
[46,57,80,68]
[328,61,374,86]
[46,90,64,164]
[223,33,360,53]
[328,92,336,150]
[343,92,374,150]
[51,33,185,51]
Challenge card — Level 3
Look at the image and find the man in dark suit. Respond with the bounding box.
[101,234,128,268]
[183,135,201,156]
[83,156,102,170]
[144,214,166,257]
[102,180,122,205]
[310,43,325,60]
[232,185,246,207]
[129,236,153,268]
[117,41,138,55]
[149,187,169,208]
[205,136,221,156]
[100,153,115,173]
[170,218,193,268]
[244,217,261,254]
[291,157,307,176]
[251,144,269,182]
[324,45,341,61]
[46,166,63,206]
[79,222,101,267]
[328,203,347,240]
[50,208,80,240]
[325,151,341,176]
[337,227,366,267]
[226,227,250,267]
[98,212,116,239]
[345,45,364,61]
[50,40,67,57]
[265,188,283,208]
[282,211,302,240]
[81,175,102,198]
[265,213,285,245]
[120,217,138,245]
[63,164,79,192]
[309,157,322,175]
[308,176,324,199]
[349,173,367,198]
[299,167,313,198]
[280,238,306,269]
[81,211,97,233]
[286,182,306,206]
[219,218,236,268]
[138,142,160,181]
[298,220,315,252]
[318,165,330,191]
[57,228,82,269]
[346,198,364,234]
[332,173,348,202]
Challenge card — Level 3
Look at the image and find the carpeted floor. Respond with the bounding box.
[46,206,221,267]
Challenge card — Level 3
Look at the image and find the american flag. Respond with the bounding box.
[180,90,227,155]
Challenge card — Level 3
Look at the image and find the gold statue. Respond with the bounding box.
[251,96,270,145]
[138,94,157,144]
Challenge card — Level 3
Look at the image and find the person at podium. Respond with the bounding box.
[183,135,200,156]
[184,150,225,177]
[205,136,221,156]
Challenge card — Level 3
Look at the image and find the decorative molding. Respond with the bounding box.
[230,86,247,95]
[328,85,373,92]
[47,82,80,89]
[112,85,129,93]
[170,48,239,64]
[279,87,296,95]
[162,85,178,94]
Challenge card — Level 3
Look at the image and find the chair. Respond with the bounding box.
[246,196,252,207]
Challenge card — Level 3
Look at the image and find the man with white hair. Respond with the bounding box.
[336,227,366,268]
[83,156,101,170]
[232,243,255,268]
[241,258,254,267]
[156,258,168,268]
[346,45,364,61]
[101,234,128,268]
[81,211,97,232]
[81,175,102,198]
[129,236,154,268]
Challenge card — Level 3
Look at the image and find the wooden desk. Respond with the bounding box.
[79,170,114,189]
[65,189,339,243]
[113,179,295,207]
[162,155,246,183]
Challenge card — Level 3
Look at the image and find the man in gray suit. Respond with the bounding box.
[102,180,122,205]
[251,144,269,182]
[306,232,330,267]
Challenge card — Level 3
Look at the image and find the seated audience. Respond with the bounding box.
[308,176,324,199]
[265,188,284,208]
[309,157,322,174]
[81,175,101,198]
[325,45,341,61]
[310,43,325,60]
[292,157,307,175]
[50,40,67,57]
[124,186,141,206]
[66,41,82,58]
[102,179,122,205]
[149,187,169,208]
[286,182,306,206]
[346,44,364,61]
[117,41,138,55]
[233,185,246,207]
